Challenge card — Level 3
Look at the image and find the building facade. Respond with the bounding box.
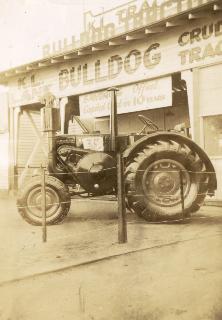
[0,0,222,201]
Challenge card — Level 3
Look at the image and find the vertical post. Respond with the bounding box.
[40,94,60,173]
[108,88,118,152]
[40,93,59,243]
[117,152,127,243]
[41,165,47,242]
[179,169,185,219]
[108,87,127,243]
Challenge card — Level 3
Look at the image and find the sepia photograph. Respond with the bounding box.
[0,0,222,319]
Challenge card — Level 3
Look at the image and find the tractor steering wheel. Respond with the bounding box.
[138,114,159,134]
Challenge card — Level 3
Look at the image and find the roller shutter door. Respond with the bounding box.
[17,107,47,186]
[0,133,9,190]
[0,92,9,190]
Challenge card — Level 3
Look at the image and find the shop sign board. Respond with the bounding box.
[42,0,215,58]
[8,17,222,108]
[79,76,172,117]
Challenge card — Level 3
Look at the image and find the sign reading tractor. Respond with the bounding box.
[42,0,215,58]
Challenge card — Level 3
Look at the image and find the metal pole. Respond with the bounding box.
[108,87,127,243]
[117,152,127,243]
[107,87,118,152]
[41,165,47,242]
[179,169,185,219]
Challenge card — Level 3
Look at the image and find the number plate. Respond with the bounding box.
[82,136,104,151]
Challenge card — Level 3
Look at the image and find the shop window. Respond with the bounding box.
[203,115,222,157]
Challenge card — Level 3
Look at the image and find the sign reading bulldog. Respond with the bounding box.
[59,43,161,90]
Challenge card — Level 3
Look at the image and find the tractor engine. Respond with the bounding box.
[56,140,117,194]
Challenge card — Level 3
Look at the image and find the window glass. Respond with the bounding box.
[203,116,222,157]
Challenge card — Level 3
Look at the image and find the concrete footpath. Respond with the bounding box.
[0,197,221,283]
[0,198,222,319]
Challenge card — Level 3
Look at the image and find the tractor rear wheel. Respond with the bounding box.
[125,140,208,221]
[17,176,71,225]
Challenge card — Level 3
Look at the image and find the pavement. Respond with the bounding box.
[0,197,221,284]
[0,197,222,319]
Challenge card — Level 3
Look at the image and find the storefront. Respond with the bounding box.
[0,88,9,193]
[0,0,222,202]
[193,63,222,201]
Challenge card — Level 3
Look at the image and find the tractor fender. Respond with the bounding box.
[123,131,217,193]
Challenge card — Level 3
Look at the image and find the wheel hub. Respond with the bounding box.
[35,193,55,210]
[153,173,176,193]
[142,159,190,207]
[27,186,60,218]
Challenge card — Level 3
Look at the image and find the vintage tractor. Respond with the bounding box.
[17,91,217,225]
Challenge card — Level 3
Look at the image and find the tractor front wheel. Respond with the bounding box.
[17,176,71,225]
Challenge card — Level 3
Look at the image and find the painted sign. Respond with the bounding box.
[10,41,162,106]
[9,73,53,107]
[42,0,215,58]
[9,17,222,107]
[58,43,161,91]
[79,76,172,117]
[178,20,222,65]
